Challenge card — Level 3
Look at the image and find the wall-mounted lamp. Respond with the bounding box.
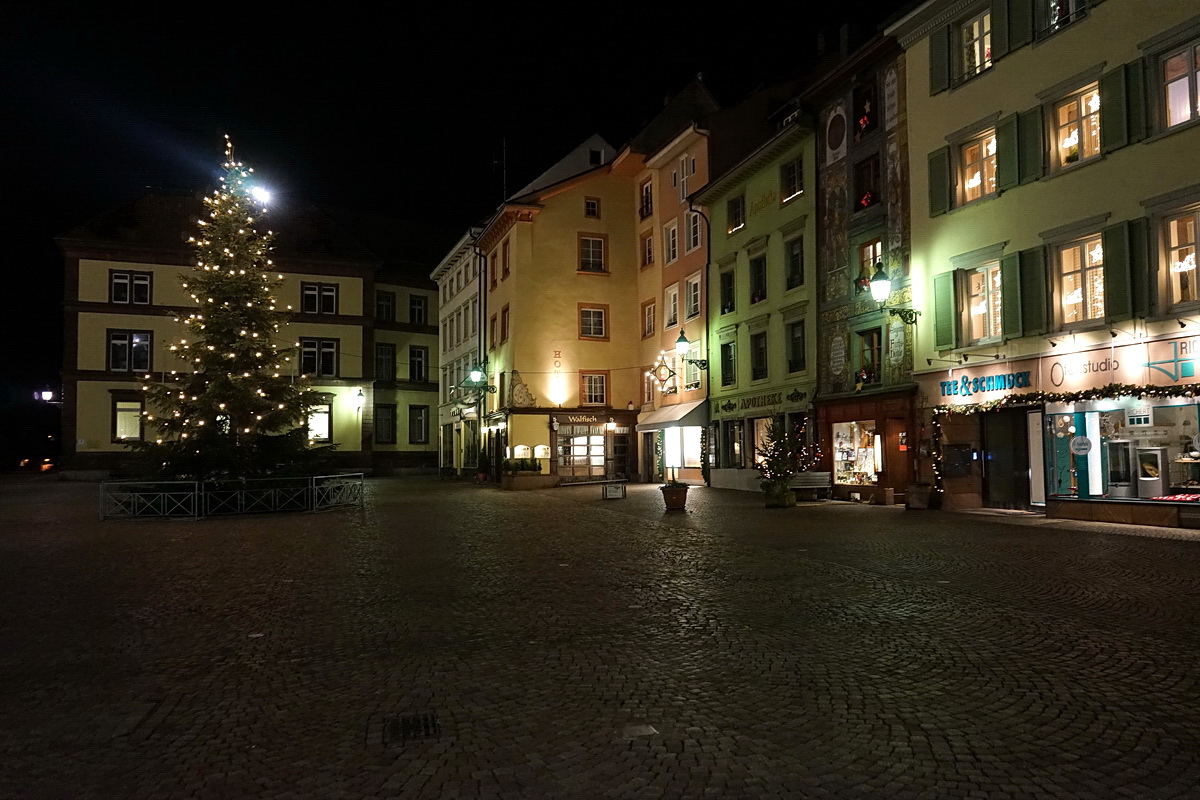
[675,332,709,370]
[1179,319,1188,329]
[869,260,921,325]
[551,417,559,432]
[961,353,1002,362]
[1109,329,1119,338]
[353,388,365,412]
[927,357,963,366]
[606,417,616,432]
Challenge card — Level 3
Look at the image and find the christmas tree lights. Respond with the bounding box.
[129,136,327,479]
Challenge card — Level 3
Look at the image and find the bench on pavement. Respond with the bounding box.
[789,471,832,501]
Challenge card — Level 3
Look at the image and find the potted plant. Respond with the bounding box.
[660,476,689,510]
[755,416,817,508]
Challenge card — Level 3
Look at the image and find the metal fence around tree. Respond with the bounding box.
[100,474,364,520]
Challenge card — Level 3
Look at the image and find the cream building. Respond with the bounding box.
[58,192,440,476]
[890,0,1200,525]
[432,227,483,476]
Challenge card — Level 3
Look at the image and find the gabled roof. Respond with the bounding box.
[628,76,721,157]
[509,134,614,200]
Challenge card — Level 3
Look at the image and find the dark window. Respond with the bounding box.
[786,237,804,289]
[720,271,736,314]
[589,149,603,165]
[300,338,337,377]
[584,198,601,218]
[409,405,430,443]
[854,155,881,211]
[858,329,882,384]
[781,157,804,201]
[853,81,878,140]
[579,237,606,272]
[375,404,397,444]
[409,346,428,382]
[720,341,736,386]
[502,240,511,278]
[750,256,767,304]
[410,295,428,324]
[639,181,653,219]
[376,291,395,321]
[750,332,768,380]
[727,195,746,234]
[301,282,338,314]
[1037,0,1087,39]
[375,343,396,381]
[788,321,806,373]
[108,330,152,373]
[111,271,152,305]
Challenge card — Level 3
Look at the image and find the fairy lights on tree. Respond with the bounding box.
[130,136,327,478]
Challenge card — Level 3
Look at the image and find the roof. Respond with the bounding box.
[509,134,614,200]
[627,76,721,156]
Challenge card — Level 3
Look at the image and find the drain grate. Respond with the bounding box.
[382,712,440,746]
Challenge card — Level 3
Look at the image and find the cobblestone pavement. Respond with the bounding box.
[3,476,1200,799]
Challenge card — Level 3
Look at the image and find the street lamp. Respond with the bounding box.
[674,332,709,370]
[869,259,921,325]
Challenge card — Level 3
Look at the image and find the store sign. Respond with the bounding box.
[740,392,783,410]
[939,371,1031,397]
[565,414,598,423]
[749,190,778,218]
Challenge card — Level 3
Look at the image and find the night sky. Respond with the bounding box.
[2,3,914,397]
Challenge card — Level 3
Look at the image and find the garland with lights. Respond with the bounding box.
[128,137,328,479]
[927,381,1200,494]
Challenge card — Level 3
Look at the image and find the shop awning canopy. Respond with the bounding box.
[636,400,708,432]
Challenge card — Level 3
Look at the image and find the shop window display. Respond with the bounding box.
[833,420,881,485]
[1044,400,1200,500]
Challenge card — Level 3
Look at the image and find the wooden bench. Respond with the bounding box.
[789,471,832,501]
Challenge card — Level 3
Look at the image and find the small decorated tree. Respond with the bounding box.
[755,415,822,508]
[129,137,328,479]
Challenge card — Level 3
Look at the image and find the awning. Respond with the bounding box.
[636,400,708,432]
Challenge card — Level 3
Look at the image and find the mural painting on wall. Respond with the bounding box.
[826,330,852,394]
[821,160,849,304]
[886,134,906,274]
[884,319,912,384]
[510,370,536,407]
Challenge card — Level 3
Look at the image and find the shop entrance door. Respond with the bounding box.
[982,408,1031,509]
[641,432,660,482]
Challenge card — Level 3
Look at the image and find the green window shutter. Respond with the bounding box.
[1103,221,1132,322]
[992,0,1011,60]
[934,271,958,351]
[1018,107,1044,183]
[1128,217,1151,318]
[995,113,1019,192]
[1019,247,1048,336]
[1100,65,1129,152]
[928,146,952,217]
[929,26,951,95]
[1001,253,1023,338]
[1126,57,1147,143]
[1008,0,1034,50]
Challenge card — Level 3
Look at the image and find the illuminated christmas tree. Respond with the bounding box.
[130,137,327,479]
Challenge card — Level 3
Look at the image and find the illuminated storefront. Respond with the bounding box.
[918,333,1200,526]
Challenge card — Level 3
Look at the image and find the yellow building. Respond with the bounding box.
[478,136,641,483]
[432,227,484,476]
[57,192,440,476]
[890,0,1200,523]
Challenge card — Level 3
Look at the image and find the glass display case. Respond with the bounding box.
[833,420,880,486]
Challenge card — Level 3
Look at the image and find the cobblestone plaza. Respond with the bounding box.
[2,477,1199,798]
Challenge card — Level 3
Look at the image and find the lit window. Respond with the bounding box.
[1058,236,1105,325]
[1054,85,1101,169]
[307,403,332,443]
[965,261,1003,342]
[1167,211,1199,306]
[858,329,881,385]
[960,131,997,203]
[113,398,143,442]
[1163,43,1200,128]
[857,240,882,294]
[1038,0,1086,37]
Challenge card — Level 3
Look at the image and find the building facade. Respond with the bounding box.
[806,35,917,505]
[698,115,820,492]
[58,192,441,476]
[891,0,1200,525]
[478,136,642,484]
[432,227,483,476]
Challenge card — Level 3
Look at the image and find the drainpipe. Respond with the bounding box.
[686,198,713,487]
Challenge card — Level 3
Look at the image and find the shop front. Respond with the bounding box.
[636,400,707,484]
[919,333,1200,527]
[817,390,916,505]
[485,408,639,485]
[708,387,813,492]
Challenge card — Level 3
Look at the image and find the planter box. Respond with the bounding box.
[661,485,688,510]
[500,473,561,491]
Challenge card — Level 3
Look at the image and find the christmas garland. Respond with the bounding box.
[929,381,1200,494]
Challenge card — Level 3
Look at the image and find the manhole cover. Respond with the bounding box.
[381,712,440,746]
